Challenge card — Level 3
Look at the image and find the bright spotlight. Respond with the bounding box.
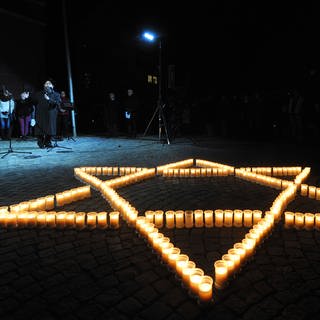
[143,32,155,42]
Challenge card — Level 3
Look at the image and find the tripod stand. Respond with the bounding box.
[0,102,32,159]
[0,133,32,158]
[142,36,170,144]
[47,136,72,152]
[143,100,170,144]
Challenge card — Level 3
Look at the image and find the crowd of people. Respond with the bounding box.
[103,88,141,138]
[0,80,73,148]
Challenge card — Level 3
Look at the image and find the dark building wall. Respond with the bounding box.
[0,8,46,97]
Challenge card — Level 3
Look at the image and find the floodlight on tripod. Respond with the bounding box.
[142,31,170,144]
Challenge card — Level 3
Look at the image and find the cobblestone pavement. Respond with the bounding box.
[1,135,320,319]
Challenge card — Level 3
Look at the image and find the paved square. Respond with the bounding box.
[1,136,320,319]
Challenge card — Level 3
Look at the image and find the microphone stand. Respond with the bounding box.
[0,97,32,159]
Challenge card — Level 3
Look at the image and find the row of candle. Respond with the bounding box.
[284,212,320,229]
[235,169,291,190]
[195,159,235,175]
[270,184,297,221]
[104,169,156,189]
[300,184,320,200]
[215,212,275,288]
[136,216,213,302]
[0,211,120,229]
[238,167,302,176]
[157,159,194,175]
[100,185,138,225]
[74,169,103,190]
[144,209,263,228]
[76,166,148,176]
[162,168,230,177]
[55,186,91,206]
[294,167,311,185]
[8,195,55,213]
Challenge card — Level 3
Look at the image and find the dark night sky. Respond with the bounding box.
[61,1,320,98]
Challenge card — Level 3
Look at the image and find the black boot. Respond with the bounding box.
[45,135,53,148]
[37,135,45,149]
[0,129,5,140]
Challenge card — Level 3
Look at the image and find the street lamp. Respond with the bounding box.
[142,31,170,144]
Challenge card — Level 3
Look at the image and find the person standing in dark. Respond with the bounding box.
[123,88,139,138]
[105,92,121,137]
[0,86,15,140]
[33,80,61,148]
[15,89,35,140]
[56,91,72,140]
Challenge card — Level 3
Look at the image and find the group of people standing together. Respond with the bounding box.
[104,88,140,138]
[0,80,73,148]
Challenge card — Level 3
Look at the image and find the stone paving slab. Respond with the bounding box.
[1,135,320,319]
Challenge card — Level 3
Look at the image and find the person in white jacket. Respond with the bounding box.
[0,86,15,140]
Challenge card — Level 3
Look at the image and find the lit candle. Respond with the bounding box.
[227,248,241,270]
[185,210,194,228]
[175,210,184,228]
[284,211,294,228]
[154,210,164,228]
[161,243,174,262]
[46,212,56,228]
[233,243,246,262]
[204,210,213,228]
[145,210,154,223]
[135,216,147,232]
[194,210,204,228]
[300,184,308,196]
[56,212,66,228]
[148,229,159,245]
[0,208,8,227]
[224,210,233,227]
[55,193,64,207]
[247,230,260,246]
[97,212,108,228]
[214,260,228,289]
[253,210,262,224]
[315,213,320,230]
[45,195,55,210]
[168,247,181,269]
[175,254,189,276]
[27,211,37,227]
[243,210,252,227]
[65,212,75,227]
[294,212,304,229]
[165,210,175,229]
[17,212,28,227]
[182,261,196,285]
[309,186,316,199]
[304,213,314,230]
[19,202,30,212]
[189,268,204,294]
[154,235,168,252]
[10,204,21,214]
[139,221,153,237]
[233,209,243,227]
[198,276,213,302]
[75,212,86,229]
[214,209,223,227]
[109,211,120,229]
[6,213,17,227]
[222,254,235,275]
[87,212,97,229]
[242,238,255,257]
